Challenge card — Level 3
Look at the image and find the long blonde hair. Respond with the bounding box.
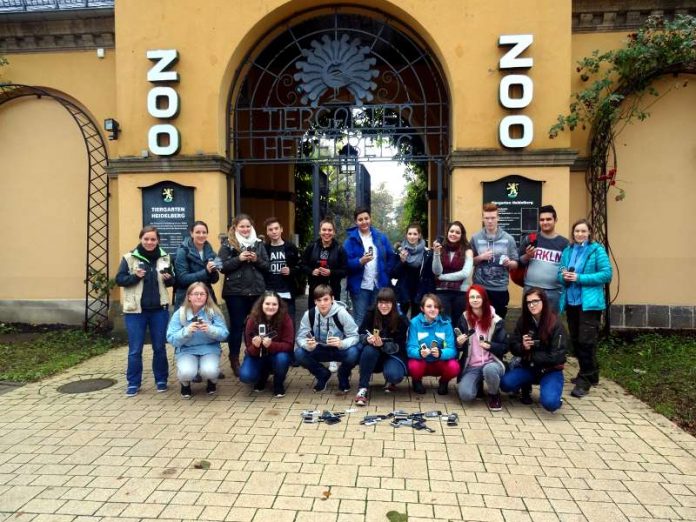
[226,213,254,251]
[181,282,223,319]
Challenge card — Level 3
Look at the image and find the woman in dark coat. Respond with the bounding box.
[173,220,220,308]
[219,214,269,376]
[301,218,347,307]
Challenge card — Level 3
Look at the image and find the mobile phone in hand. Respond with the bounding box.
[454,328,462,337]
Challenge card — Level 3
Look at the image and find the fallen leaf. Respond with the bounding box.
[321,489,331,500]
[386,510,408,522]
[193,460,211,469]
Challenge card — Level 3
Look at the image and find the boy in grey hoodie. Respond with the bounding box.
[471,203,519,318]
[295,284,360,392]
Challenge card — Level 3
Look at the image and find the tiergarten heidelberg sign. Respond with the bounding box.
[482,175,542,245]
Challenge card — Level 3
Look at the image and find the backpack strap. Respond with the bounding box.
[308,306,344,334]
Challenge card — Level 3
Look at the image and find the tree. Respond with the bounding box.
[399,161,428,236]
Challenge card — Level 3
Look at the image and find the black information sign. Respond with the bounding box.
[482,175,542,245]
[142,181,195,256]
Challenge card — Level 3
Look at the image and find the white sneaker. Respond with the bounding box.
[328,361,339,373]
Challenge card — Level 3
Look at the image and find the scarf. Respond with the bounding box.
[136,244,161,263]
[400,238,426,268]
[437,242,464,291]
[236,227,258,250]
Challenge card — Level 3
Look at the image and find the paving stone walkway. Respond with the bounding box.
[0,346,694,522]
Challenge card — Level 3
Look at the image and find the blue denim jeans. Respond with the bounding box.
[124,308,169,388]
[500,367,564,412]
[357,344,407,389]
[224,295,258,360]
[457,362,504,401]
[350,288,379,328]
[239,352,292,393]
[176,353,220,384]
[295,344,360,389]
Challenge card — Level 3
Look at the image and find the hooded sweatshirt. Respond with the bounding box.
[295,300,359,351]
[471,227,518,291]
[406,312,456,362]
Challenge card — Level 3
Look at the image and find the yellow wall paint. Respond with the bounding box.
[608,78,696,305]
[0,98,87,299]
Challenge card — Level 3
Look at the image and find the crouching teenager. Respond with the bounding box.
[240,291,295,398]
[354,287,410,406]
[406,294,459,395]
[455,285,507,411]
[295,284,360,393]
[500,287,567,412]
[166,282,229,398]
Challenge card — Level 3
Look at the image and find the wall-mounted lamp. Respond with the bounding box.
[104,118,120,140]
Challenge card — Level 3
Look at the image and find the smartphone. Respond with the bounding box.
[306,332,315,339]
[424,410,442,418]
[367,246,374,256]
[436,235,445,244]
[454,328,462,337]
[373,329,380,336]
[258,324,267,336]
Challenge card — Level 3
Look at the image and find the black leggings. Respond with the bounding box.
[566,305,602,384]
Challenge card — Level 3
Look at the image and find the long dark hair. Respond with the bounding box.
[372,287,400,333]
[249,291,288,334]
[464,284,493,332]
[445,220,470,254]
[521,287,556,344]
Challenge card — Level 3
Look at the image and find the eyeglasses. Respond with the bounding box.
[526,299,542,306]
[190,292,208,297]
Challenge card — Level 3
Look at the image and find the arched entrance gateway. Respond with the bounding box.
[229,7,450,240]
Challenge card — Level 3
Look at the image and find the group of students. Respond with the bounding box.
[116,202,612,410]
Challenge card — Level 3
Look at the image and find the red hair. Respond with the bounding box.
[465,284,493,332]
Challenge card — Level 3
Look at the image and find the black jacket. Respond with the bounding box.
[173,237,219,307]
[509,316,567,372]
[457,314,509,363]
[301,239,347,300]
[359,309,410,366]
[219,238,269,297]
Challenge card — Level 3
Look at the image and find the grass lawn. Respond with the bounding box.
[0,325,119,382]
[599,332,696,436]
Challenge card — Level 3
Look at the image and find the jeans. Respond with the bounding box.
[176,353,220,384]
[124,308,169,388]
[457,362,504,401]
[239,352,292,393]
[357,344,407,388]
[407,359,460,383]
[295,344,360,389]
[566,305,602,385]
[435,290,465,323]
[500,367,564,412]
[224,295,258,360]
[486,289,510,319]
[350,288,379,328]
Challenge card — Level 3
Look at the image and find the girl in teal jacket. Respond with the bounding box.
[557,219,612,398]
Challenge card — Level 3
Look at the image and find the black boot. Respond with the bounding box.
[571,376,591,398]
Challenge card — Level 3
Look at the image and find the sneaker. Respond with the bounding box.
[274,387,286,398]
[313,370,331,393]
[338,381,351,394]
[488,393,502,411]
[383,382,397,393]
[570,383,589,398]
[437,381,449,396]
[206,380,217,395]
[253,382,265,392]
[156,382,168,393]
[180,384,192,399]
[192,374,203,383]
[125,386,139,397]
[354,388,368,406]
[413,380,426,395]
[328,361,339,373]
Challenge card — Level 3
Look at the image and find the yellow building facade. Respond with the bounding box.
[0,0,694,329]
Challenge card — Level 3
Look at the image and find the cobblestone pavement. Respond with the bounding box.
[0,346,694,522]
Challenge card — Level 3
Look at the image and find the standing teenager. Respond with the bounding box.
[263,217,300,324]
[115,225,173,396]
[558,219,612,398]
[392,224,427,317]
[173,220,220,309]
[219,214,269,376]
[302,218,347,307]
[432,220,474,322]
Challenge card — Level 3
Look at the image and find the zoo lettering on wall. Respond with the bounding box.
[482,175,542,245]
[141,181,194,256]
